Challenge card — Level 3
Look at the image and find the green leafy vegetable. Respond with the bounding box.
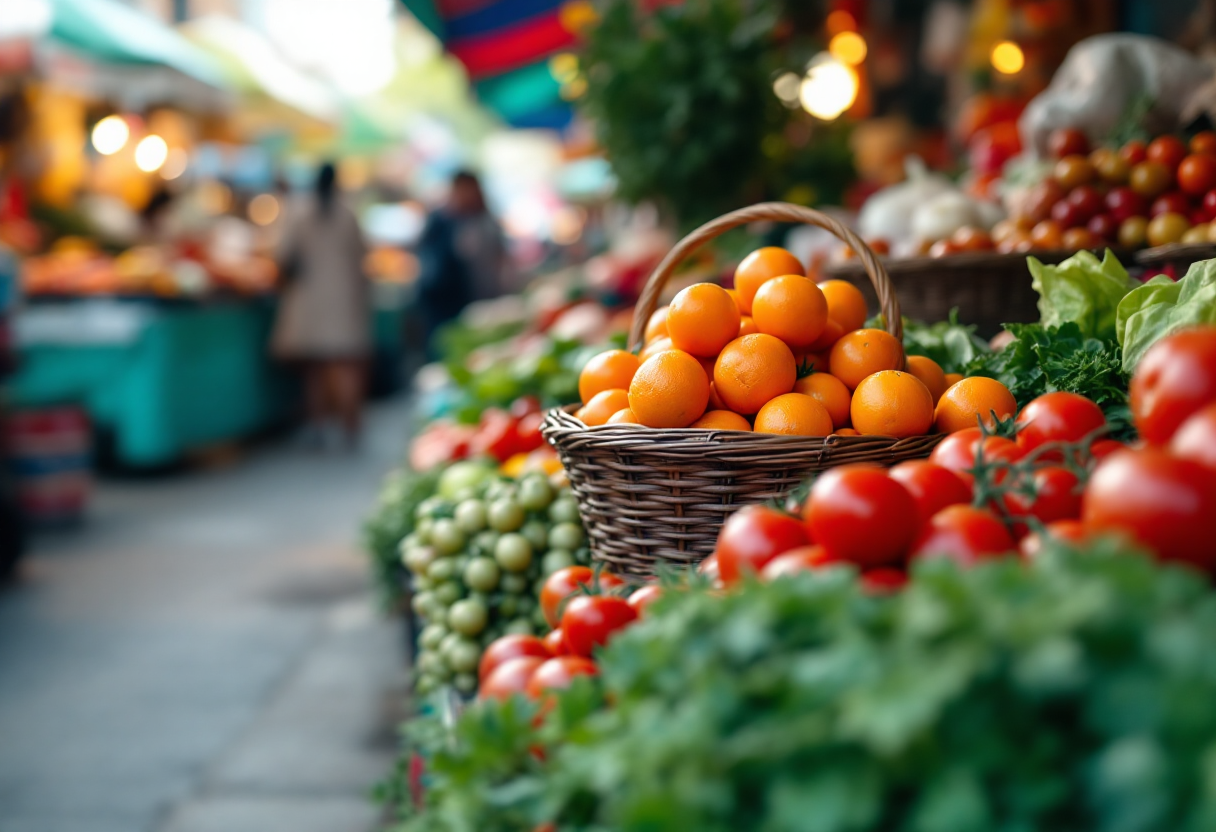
[1117,258,1216,372]
[901,310,990,374]
[1028,249,1136,341]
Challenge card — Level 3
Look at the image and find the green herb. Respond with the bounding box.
[1028,248,1136,341]
[901,310,991,374]
[1117,258,1216,372]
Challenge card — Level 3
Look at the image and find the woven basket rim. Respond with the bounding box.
[823,246,1136,278]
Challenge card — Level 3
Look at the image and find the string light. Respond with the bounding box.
[773,72,802,105]
[134,135,169,172]
[991,40,1025,75]
[828,31,867,65]
[91,116,129,155]
[800,56,858,121]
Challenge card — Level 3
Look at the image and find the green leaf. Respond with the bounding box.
[1028,249,1136,341]
[1117,259,1216,372]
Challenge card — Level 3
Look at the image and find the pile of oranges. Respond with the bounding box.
[575,246,1016,438]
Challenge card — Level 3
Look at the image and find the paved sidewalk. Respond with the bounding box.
[0,398,412,832]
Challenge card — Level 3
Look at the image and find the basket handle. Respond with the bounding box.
[628,202,901,351]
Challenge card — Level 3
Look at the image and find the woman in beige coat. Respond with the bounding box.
[273,163,370,447]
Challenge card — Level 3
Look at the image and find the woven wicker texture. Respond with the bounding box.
[544,203,943,578]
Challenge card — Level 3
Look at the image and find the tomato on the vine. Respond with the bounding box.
[1018,519,1092,558]
[543,627,570,656]
[759,545,835,580]
[929,427,986,477]
[1170,402,1216,469]
[525,656,598,698]
[1130,327,1216,444]
[697,553,721,583]
[479,634,551,682]
[861,568,908,594]
[480,655,545,700]
[716,506,809,584]
[889,461,973,524]
[1089,439,1126,463]
[560,595,638,657]
[1003,466,1083,529]
[539,567,625,627]
[627,585,663,616]
[804,466,918,567]
[1015,392,1107,454]
[909,505,1016,564]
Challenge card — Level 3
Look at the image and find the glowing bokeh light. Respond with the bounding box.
[160,148,189,180]
[800,57,859,121]
[829,31,867,65]
[134,135,169,172]
[248,194,281,226]
[91,115,129,155]
[991,40,1025,75]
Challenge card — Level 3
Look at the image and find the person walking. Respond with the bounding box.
[273,163,370,448]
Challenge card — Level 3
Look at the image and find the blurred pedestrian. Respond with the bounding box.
[415,170,507,359]
[273,162,370,448]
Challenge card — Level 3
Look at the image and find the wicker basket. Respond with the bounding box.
[1135,242,1216,275]
[542,203,943,579]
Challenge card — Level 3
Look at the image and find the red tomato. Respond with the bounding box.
[543,627,570,656]
[1150,192,1191,218]
[627,585,663,615]
[470,409,522,462]
[861,568,908,593]
[1018,519,1092,558]
[1147,135,1188,170]
[1066,185,1104,222]
[1087,213,1119,241]
[1082,448,1216,568]
[1203,189,1216,218]
[1129,327,1216,444]
[929,427,986,477]
[1119,140,1148,166]
[1169,402,1216,469]
[1015,392,1107,454]
[888,461,973,525]
[1003,466,1084,528]
[539,567,625,627]
[1105,186,1148,223]
[909,505,1016,564]
[1178,153,1216,195]
[525,656,598,698]
[697,553,721,582]
[480,656,546,700]
[1191,131,1216,155]
[560,595,638,657]
[478,634,552,682]
[804,466,919,567]
[510,395,542,417]
[1048,128,1090,159]
[1089,439,1127,463]
[515,412,545,452]
[759,545,835,580]
[716,506,810,584]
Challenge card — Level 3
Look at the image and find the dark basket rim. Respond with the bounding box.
[823,246,1136,278]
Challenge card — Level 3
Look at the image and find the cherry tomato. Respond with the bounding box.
[1083,448,1216,568]
[480,655,546,700]
[1089,439,1126,463]
[540,567,625,627]
[627,585,663,615]
[861,568,908,593]
[479,634,552,682]
[1030,219,1064,249]
[1003,466,1083,529]
[1051,199,1083,229]
[951,226,994,251]
[1191,131,1216,155]
[1020,179,1066,225]
[1118,216,1149,248]
[515,411,545,451]
[928,239,959,258]
[1178,153,1216,195]
[1053,155,1095,190]
[909,505,1016,564]
[1148,135,1188,169]
[1150,192,1191,217]
[1062,227,1100,250]
[1090,147,1130,184]
[759,545,835,580]
[804,466,918,567]
[1203,190,1216,219]
[560,595,638,657]
[1169,402,1216,469]
[543,627,570,656]
[1105,186,1147,223]
[1018,519,1092,558]
[1119,140,1148,166]
[1129,161,1172,198]
[1086,213,1118,242]
[1129,327,1216,444]
[470,409,522,462]
[525,656,598,698]
[1146,212,1191,246]
[929,427,986,477]
[697,552,721,582]
[716,505,810,584]
[1067,185,1104,221]
[1015,392,1107,454]
[1049,128,1090,159]
[510,395,542,417]
[889,461,973,525]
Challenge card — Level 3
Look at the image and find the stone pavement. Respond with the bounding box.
[0,396,414,832]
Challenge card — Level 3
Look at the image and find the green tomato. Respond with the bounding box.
[471,530,500,556]
[402,545,437,574]
[520,520,549,552]
[488,498,526,533]
[445,638,482,674]
[541,548,575,575]
[416,650,445,677]
[548,498,581,525]
[484,481,514,503]
[454,499,488,534]
[398,533,423,553]
[494,533,533,573]
[416,496,446,521]
[549,522,585,551]
[504,618,534,636]
[419,623,447,652]
[500,574,529,595]
[518,476,555,511]
[415,674,437,695]
[448,598,489,636]
[515,596,535,616]
[499,595,519,618]
[438,460,495,500]
[450,485,479,504]
[453,673,478,695]
[463,557,501,593]
[411,591,436,618]
[430,518,466,555]
[439,631,464,658]
[412,574,433,592]
[432,581,462,606]
[414,518,435,545]
[427,558,457,583]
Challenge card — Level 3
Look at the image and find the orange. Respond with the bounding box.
[934,377,1017,434]
[690,410,752,431]
[738,316,759,337]
[734,247,804,314]
[724,288,742,310]
[708,382,726,410]
[639,336,673,363]
[905,355,948,403]
[628,349,710,428]
[829,328,905,390]
[754,393,833,436]
[807,317,845,352]
[607,408,640,425]
[713,334,798,415]
[817,279,868,333]
[793,350,829,375]
[580,388,631,426]
[751,275,828,350]
[696,356,716,381]
[794,373,852,429]
[944,372,964,387]
[644,307,669,342]
[667,283,741,358]
[579,349,640,404]
[850,370,934,437]
[834,428,861,436]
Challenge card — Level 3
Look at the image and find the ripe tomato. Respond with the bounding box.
[543,627,570,656]
[1030,219,1065,249]
[515,412,545,452]
[1178,153,1216,195]
[470,409,523,462]
[1082,448,1216,568]
[1146,212,1190,247]
[1191,131,1216,155]
[861,568,908,593]
[627,585,663,615]
[525,656,598,698]
[697,552,721,582]
[1105,186,1147,223]
[1090,147,1130,184]
[1062,227,1100,250]
[1003,466,1083,528]
[1170,402,1216,469]
[1150,192,1190,217]
[1130,327,1216,444]
[1089,439,1127,463]
[1120,140,1148,166]
[804,466,918,567]
[1146,135,1188,170]
[716,506,810,584]
[1129,161,1172,198]
[479,634,552,682]
[1048,128,1090,159]
[560,595,638,657]
[539,567,625,627]
[1018,518,1092,558]
[480,656,546,700]
[929,427,986,476]
[1053,155,1095,190]
[1087,213,1118,241]
[1015,392,1106,454]
[909,505,1016,564]
[759,545,835,579]
[888,461,973,525]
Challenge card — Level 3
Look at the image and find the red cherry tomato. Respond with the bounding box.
[539,567,625,628]
[759,545,835,580]
[1191,131,1216,155]
[1015,392,1107,454]
[1119,140,1148,166]
[715,505,810,584]
[804,466,919,567]
[1003,466,1084,528]
[697,553,721,583]
[543,627,570,656]
[1150,192,1191,218]
[1169,402,1216,469]
[1089,439,1127,463]
[1203,189,1216,218]
[1087,213,1118,241]
[515,412,545,452]
[861,568,908,594]
[1048,128,1090,159]
[525,656,598,698]
[1146,135,1188,170]
[1178,153,1216,195]
[470,409,522,462]
[480,656,546,700]
[1066,185,1104,222]
[909,505,1016,564]
[479,634,552,683]
[510,395,542,417]
[1129,327,1216,444]
[888,461,973,525]
[1018,519,1092,558]
[929,427,986,478]
[627,585,663,616]
[1083,448,1216,568]
[560,595,638,657]
[1105,186,1148,223]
